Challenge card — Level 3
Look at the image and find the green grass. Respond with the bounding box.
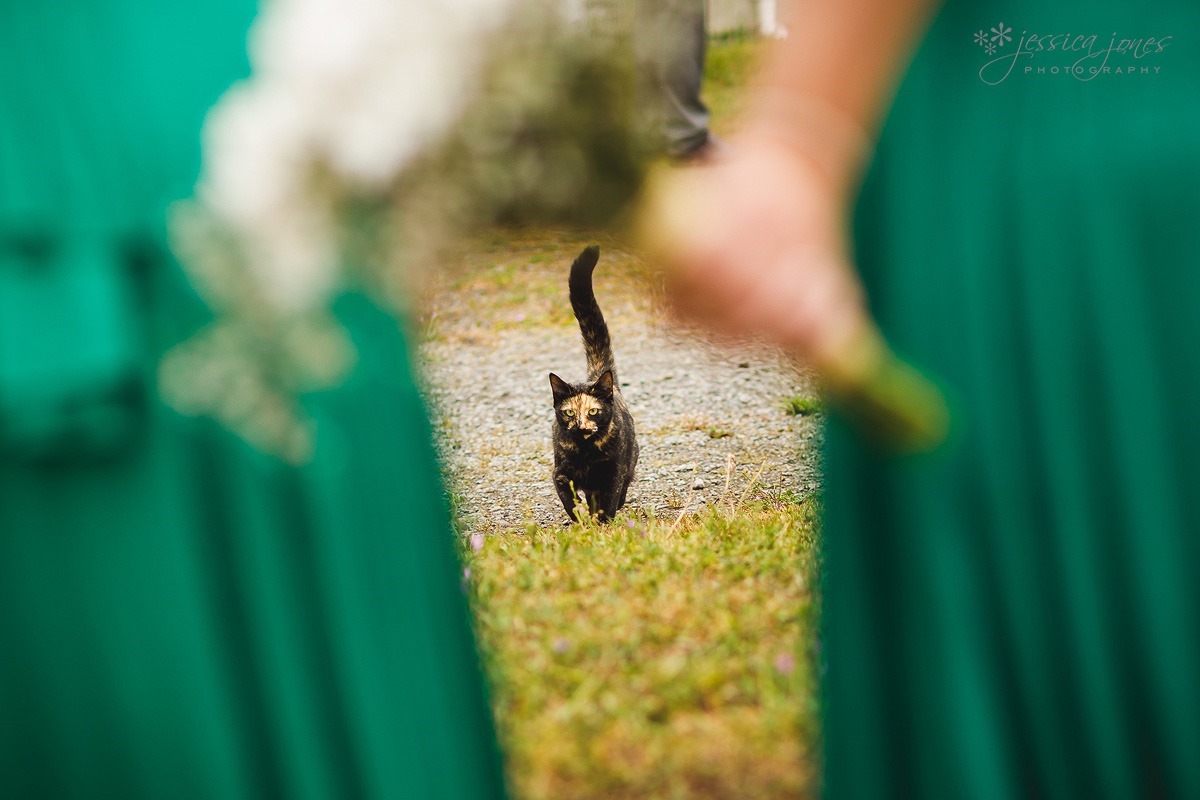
[782,395,824,417]
[703,31,765,137]
[418,227,656,345]
[464,500,821,800]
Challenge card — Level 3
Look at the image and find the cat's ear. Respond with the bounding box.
[592,370,614,399]
[549,373,571,404]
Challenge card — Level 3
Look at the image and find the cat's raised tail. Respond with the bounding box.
[568,245,615,384]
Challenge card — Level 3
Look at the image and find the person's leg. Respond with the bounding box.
[636,0,713,159]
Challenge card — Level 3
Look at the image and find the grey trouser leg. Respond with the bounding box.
[635,0,710,158]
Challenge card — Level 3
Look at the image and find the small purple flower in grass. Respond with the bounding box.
[460,567,472,594]
[552,637,570,654]
[775,652,796,675]
[469,533,485,552]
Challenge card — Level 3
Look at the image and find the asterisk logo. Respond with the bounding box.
[990,22,1012,47]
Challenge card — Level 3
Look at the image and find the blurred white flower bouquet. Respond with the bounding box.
[163,0,651,460]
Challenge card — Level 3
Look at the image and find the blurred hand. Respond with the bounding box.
[643,135,870,377]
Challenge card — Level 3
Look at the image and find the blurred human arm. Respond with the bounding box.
[641,0,946,447]
[744,0,941,192]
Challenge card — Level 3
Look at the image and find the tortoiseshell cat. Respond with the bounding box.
[548,245,638,521]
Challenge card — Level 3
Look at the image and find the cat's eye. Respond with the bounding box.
[588,409,600,416]
[563,409,575,417]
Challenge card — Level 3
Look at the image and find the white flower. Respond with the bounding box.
[196,0,524,310]
[200,82,310,227]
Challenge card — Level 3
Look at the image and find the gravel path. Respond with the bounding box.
[418,246,824,533]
